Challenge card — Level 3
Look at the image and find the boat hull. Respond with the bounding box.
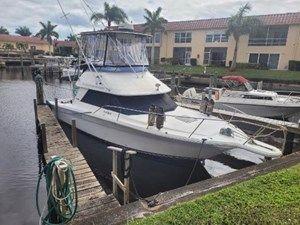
[215,101,300,118]
[182,97,300,118]
[57,107,231,160]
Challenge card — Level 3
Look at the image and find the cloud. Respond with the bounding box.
[0,0,299,39]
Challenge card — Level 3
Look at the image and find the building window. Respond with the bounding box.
[213,34,221,42]
[203,47,227,66]
[175,32,192,43]
[154,33,161,44]
[206,35,213,42]
[146,36,152,44]
[248,53,280,69]
[249,53,258,64]
[221,34,228,42]
[146,33,161,44]
[206,33,228,42]
[173,47,191,64]
[248,25,288,46]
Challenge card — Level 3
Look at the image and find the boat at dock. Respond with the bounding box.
[182,76,300,118]
[49,29,282,160]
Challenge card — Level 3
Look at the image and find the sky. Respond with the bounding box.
[0,0,299,39]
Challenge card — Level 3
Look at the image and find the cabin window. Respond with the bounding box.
[242,95,273,100]
[81,90,177,115]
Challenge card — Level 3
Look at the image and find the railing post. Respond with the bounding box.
[35,74,44,105]
[40,123,48,153]
[71,119,77,147]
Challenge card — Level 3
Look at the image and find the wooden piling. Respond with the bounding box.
[123,150,136,204]
[40,123,48,153]
[35,74,44,105]
[20,53,24,76]
[54,98,58,119]
[112,150,118,198]
[71,119,78,147]
[283,132,295,155]
[33,99,38,131]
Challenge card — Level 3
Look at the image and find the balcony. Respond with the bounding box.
[248,37,287,46]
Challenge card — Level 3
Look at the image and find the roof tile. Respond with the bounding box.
[0,34,49,45]
[133,12,300,32]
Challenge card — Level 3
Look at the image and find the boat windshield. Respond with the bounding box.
[81,90,177,115]
[82,32,149,68]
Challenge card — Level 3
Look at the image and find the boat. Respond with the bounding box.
[60,57,82,80]
[182,75,300,118]
[49,29,282,160]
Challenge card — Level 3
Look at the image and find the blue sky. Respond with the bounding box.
[0,0,299,39]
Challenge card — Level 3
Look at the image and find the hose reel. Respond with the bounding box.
[36,156,77,225]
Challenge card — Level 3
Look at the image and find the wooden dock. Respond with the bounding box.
[36,104,120,224]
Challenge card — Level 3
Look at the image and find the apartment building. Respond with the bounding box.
[134,12,300,70]
[0,34,52,54]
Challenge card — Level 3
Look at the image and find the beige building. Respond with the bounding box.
[0,34,53,54]
[134,12,300,70]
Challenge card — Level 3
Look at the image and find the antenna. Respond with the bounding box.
[56,0,111,91]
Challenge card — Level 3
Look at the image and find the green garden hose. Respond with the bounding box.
[36,156,78,225]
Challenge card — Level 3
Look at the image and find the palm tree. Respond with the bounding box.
[16,42,28,52]
[226,3,261,70]
[15,26,32,36]
[143,7,167,65]
[0,26,9,34]
[67,34,76,41]
[90,2,128,27]
[2,43,14,56]
[36,21,59,53]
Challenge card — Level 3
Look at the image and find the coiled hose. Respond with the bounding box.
[36,156,78,225]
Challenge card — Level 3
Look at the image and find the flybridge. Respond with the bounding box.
[80,30,150,68]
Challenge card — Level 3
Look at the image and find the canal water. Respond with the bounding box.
[0,67,298,224]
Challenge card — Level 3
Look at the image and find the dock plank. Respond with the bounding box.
[37,105,120,224]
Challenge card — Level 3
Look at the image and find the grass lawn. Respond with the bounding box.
[150,65,300,82]
[129,164,300,225]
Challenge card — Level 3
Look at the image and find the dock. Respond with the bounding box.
[36,104,120,224]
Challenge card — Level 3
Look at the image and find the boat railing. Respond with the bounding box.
[95,104,286,147]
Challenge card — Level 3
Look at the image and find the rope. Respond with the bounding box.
[185,139,207,185]
[36,156,77,225]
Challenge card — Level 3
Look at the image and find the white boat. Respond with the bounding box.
[60,57,82,80]
[182,76,300,118]
[49,29,282,159]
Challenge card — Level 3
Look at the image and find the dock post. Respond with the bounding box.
[123,150,137,204]
[35,74,44,105]
[33,99,38,131]
[108,146,137,204]
[20,54,24,77]
[40,123,48,153]
[71,119,77,147]
[54,98,58,119]
[283,132,295,155]
[177,74,182,87]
